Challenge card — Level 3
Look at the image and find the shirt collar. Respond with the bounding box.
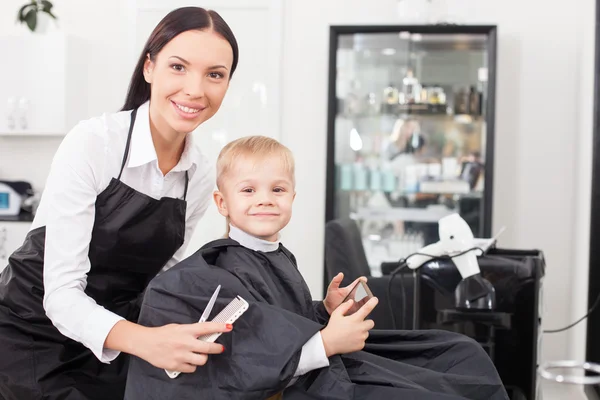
[229,224,280,252]
[127,101,200,178]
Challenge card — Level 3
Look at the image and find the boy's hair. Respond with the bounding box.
[216,135,295,190]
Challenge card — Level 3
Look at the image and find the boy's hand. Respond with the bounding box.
[320,297,378,357]
[323,273,368,315]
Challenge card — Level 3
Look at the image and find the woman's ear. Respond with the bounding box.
[213,190,229,217]
[143,54,154,84]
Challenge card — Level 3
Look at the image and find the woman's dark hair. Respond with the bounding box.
[121,7,239,111]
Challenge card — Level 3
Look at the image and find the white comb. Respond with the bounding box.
[197,296,248,342]
[165,296,249,379]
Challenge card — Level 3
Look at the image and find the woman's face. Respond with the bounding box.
[144,29,234,135]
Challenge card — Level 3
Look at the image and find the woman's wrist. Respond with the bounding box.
[104,320,149,358]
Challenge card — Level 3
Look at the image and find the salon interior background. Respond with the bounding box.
[0,0,595,365]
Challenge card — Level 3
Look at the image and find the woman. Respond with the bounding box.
[0,7,238,400]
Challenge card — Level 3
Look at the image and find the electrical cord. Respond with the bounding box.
[543,291,600,334]
[387,262,407,330]
[386,247,484,330]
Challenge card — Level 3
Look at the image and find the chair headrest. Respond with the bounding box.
[324,218,371,281]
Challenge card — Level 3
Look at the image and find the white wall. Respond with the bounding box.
[0,0,596,365]
[280,0,596,364]
[0,0,130,189]
[571,0,596,366]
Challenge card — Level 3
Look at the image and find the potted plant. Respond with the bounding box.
[17,0,57,33]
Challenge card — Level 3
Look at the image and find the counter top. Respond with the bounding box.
[0,211,35,222]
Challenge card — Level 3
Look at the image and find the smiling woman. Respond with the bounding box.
[0,6,240,400]
[149,34,232,127]
[123,7,238,112]
[123,7,239,174]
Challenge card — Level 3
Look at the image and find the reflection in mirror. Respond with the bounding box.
[328,27,496,274]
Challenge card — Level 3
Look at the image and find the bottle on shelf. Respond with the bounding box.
[339,163,354,191]
[469,85,483,116]
[382,83,399,113]
[402,69,422,104]
[381,163,397,193]
[427,85,447,105]
[369,165,382,192]
[366,92,380,115]
[353,161,368,191]
[454,86,470,115]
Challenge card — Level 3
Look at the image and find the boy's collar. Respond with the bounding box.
[229,224,280,252]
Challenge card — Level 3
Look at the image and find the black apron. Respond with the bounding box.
[0,108,189,400]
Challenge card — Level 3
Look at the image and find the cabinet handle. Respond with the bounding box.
[6,98,16,130]
[18,97,29,130]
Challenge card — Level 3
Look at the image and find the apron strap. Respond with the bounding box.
[118,107,189,201]
[118,108,138,181]
[183,170,189,201]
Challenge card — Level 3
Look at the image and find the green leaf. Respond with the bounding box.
[24,8,37,31]
[17,4,33,22]
[40,1,57,20]
[41,1,53,12]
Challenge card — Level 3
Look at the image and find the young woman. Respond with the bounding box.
[0,7,238,400]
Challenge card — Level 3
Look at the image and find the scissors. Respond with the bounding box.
[164,284,221,379]
[199,284,221,323]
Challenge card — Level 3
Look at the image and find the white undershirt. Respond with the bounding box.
[228,225,330,380]
[35,101,215,363]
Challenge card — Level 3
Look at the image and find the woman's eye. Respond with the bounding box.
[171,64,185,72]
[209,71,225,79]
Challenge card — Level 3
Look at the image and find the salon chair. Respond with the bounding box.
[324,219,544,400]
[324,218,414,330]
[413,248,545,400]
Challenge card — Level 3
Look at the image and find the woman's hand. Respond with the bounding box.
[136,322,231,373]
[320,297,378,357]
[106,320,231,374]
[323,273,367,315]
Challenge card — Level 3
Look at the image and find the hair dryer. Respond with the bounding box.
[406,213,496,310]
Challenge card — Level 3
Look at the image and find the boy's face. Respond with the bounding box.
[214,154,295,242]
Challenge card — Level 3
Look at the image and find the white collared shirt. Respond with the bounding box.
[228,225,330,381]
[34,101,214,363]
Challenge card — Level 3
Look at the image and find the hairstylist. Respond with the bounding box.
[0,7,238,400]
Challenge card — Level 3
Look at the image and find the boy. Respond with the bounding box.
[125,136,508,400]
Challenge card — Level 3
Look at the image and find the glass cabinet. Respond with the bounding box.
[325,25,497,276]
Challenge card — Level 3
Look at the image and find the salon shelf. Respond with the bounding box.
[0,130,66,137]
[341,189,483,197]
[0,211,35,222]
[337,112,484,122]
[351,206,456,223]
